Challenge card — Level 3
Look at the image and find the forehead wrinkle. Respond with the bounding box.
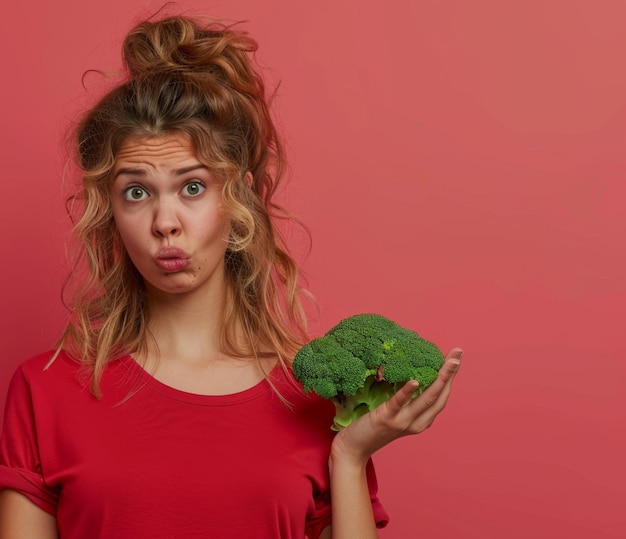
[117,133,194,157]
[113,135,206,180]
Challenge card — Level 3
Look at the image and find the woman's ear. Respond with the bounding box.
[244,171,253,188]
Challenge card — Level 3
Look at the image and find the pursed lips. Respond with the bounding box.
[154,246,189,272]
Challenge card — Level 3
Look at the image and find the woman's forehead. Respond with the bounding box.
[116,132,197,161]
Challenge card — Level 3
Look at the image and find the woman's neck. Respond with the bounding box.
[144,282,228,364]
[136,283,276,395]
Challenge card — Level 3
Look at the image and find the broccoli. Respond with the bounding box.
[292,314,444,431]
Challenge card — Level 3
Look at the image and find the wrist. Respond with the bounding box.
[328,452,370,489]
[329,433,371,470]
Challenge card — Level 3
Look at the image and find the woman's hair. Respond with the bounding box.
[55,14,310,396]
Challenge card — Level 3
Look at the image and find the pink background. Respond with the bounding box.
[1,1,624,537]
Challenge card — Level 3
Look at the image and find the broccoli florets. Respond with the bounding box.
[292,314,444,431]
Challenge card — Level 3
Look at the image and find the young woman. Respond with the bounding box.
[0,14,463,539]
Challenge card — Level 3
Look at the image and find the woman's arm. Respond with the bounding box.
[0,490,58,539]
[326,455,378,539]
[327,348,463,539]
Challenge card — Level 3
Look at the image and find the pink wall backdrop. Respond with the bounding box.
[1,1,624,537]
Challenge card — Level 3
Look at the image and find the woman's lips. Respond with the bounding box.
[154,247,189,272]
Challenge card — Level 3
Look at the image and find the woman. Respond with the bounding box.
[0,14,462,539]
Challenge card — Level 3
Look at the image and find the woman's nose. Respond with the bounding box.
[151,198,181,238]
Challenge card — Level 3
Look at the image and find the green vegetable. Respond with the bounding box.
[292,314,444,431]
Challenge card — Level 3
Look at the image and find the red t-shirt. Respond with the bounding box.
[0,351,388,538]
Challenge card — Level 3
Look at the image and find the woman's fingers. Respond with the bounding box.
[385,348,463,416]
[447,347,465,361]
[386,380,420,412]
[379,350,463,429]
[418,353,461,402]
[402,351,462,428]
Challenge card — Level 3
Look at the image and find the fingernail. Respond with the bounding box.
[456,350,464,360]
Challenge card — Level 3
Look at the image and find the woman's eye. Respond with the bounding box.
[183,181,205,197]
[123,186,148,201]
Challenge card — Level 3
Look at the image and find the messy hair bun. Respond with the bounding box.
[123,16,256,79]
[60,15,308,396]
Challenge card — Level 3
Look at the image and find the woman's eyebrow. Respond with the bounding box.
[113,167,146,179]
[113,164,209,179]
[172,164,210,176]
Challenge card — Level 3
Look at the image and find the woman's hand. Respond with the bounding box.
[330,347,464,466]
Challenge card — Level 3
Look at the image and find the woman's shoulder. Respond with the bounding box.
[15,350,84,382]
[3,351,80,412]
[15,349,64,371]
[11,350,127,398]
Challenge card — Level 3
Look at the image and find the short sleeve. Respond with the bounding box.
[305,458,389,539]
[0,365,58,515]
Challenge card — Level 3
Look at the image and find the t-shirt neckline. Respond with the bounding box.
[119,355,279,406]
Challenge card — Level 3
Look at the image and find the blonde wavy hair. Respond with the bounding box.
[55,15,310,396]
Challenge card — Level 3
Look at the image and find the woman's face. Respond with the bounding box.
[110,133,231,300]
